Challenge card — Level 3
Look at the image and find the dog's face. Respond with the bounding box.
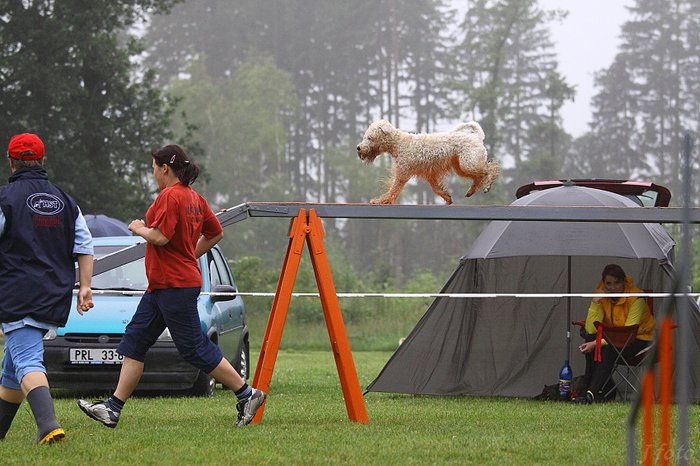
[357,119,393,163]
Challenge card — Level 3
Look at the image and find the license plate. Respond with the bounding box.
[69,348,124,365]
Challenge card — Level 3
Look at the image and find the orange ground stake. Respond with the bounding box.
[641,371,655,466]
[250,208,369,424]
[658,317,674,466]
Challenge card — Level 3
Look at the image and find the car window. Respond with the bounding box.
[209,248,233,288]
[91,245,148,291]
[209,254,223,287]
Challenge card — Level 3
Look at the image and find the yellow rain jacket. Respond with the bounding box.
[585,275,655,342]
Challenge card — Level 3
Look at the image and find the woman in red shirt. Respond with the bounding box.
[77,145,265,428]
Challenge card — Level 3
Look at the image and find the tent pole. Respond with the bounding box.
[567,256,571,362]
[676,133,692,465]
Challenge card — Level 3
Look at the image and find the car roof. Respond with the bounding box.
[92,235,143,247]
[514,179,672,207]
[91,235,223,254]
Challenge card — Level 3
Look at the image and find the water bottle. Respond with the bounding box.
[558,360,573,401]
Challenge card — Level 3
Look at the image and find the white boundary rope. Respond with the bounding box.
[78,290,699,299]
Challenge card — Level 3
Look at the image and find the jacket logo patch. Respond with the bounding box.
[26,193,65,216]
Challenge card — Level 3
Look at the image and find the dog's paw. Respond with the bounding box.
[370,197,393,205]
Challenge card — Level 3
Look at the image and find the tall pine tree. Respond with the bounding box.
[579,0,700,196]
[452,0,572,193]
[0,0,181,219]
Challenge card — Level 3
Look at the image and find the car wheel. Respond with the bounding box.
[234,337,250,382]
[190,370,216,397]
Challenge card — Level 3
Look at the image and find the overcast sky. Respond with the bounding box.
[447,1,633,138]
[538,0,633,137]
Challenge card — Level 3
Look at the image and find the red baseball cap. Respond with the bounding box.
[8,133,45,160]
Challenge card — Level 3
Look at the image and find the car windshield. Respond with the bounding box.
[89,245,148,291]
[635,190,661,207]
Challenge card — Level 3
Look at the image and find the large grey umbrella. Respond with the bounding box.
[467,186,674,260]
[85,214,131,237]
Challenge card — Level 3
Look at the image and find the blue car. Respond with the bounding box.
[43,236,249,396]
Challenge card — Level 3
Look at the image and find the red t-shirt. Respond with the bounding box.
[144,183,222,290]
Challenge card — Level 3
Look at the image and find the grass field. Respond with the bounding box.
[2,349,698,465]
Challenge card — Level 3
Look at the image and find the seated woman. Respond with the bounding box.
[578,264,655,402]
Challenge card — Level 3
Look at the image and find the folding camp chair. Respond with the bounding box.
[593,322,649,400]
[602,292,657,400]
[572,292,655,401]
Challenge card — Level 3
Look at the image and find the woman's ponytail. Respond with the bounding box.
[151,144,200,186]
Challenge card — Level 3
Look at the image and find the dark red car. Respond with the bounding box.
[515,180,671,207]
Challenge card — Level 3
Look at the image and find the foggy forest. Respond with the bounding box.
[1,0,699,296]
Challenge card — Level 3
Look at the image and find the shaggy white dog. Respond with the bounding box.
[357,120,499,204]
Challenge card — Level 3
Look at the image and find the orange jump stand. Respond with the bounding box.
[250,208,369,424]
[640,317,675,466]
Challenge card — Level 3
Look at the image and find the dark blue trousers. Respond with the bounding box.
[117,288,222,373]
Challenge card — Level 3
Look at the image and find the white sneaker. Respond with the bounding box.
[77,399,120,428]
[235,389,267,426]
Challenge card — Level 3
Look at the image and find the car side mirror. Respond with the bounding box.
[211,284,237,302]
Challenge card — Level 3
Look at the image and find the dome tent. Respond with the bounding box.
[367,186,700,400]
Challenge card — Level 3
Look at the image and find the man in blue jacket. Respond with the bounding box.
[0,133,94,444]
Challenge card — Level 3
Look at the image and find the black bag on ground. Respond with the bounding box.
[534,375,586,401]
[533,383,559,401]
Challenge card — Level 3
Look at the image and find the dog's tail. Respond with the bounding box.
[451,121,485,140]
